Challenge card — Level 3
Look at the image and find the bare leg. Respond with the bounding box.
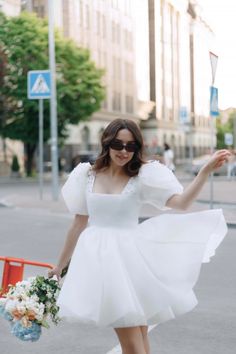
[140,326,150,354]
[114,326,147,354]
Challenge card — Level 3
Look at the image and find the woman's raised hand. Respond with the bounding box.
[201,149,231,175]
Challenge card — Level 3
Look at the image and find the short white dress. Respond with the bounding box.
[57,161,227,328]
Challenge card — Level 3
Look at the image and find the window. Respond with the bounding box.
[125,62,133,81]
[81,126,90,150]
[96,11,101,35]
[102,15,106,38]
[125,95,133,114]
[79,0,83,27]
[117,24,120,44]
[112,91,121,111]
[112,21,116,42]
[85,4,90,29]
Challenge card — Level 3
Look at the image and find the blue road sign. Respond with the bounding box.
[210,86,219,116]
[28,70,51,99]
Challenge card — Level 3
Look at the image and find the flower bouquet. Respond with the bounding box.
[0,275,61,341]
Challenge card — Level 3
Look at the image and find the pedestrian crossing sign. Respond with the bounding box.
[28,70,51,99]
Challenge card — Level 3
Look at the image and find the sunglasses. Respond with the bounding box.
[109,139,138,152]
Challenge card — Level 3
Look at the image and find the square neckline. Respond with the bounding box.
[88,169,135,196]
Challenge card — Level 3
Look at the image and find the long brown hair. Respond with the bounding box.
[93,118,146,176]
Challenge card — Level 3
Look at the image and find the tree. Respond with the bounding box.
[216,110,235,149]
[0,12,105,175]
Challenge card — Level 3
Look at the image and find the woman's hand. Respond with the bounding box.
[48,266,63,281]
[200,149,231,175]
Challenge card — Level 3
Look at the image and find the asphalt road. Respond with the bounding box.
[0,203,236,354]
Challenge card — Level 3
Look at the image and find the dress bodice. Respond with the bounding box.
[86,170,141,229]
[61,161,184,226]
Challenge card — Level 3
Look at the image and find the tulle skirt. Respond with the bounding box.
[57,209,227,328]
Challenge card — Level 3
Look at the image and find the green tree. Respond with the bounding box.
[216,111,235,149]
[0,12,105,175]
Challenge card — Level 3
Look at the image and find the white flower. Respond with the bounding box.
[55,289,60,298]
[16,304,26,314]
[5,299,18,313]
[31,294,39,302]
[0,298,7,306]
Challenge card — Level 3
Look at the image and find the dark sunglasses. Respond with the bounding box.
[109,139,139,152]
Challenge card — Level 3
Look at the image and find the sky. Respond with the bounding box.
[133,0,236,110]
[199,0,236,109]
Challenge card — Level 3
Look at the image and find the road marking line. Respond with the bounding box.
[106,324,157,354]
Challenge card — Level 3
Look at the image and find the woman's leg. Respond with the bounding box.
[114,326,147,354]
[140,326,150,354]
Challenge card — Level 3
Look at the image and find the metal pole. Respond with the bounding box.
[48,0,59,200]
[234,113,236,150]
[209,114,214,209]
[38,99,44,200]
[189,115,194,174]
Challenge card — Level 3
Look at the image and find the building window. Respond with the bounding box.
[112,21,116,42]
[102,98,107,109]
[102,15,106,38]
[125,62,133,81]
[79,0,83,27]
[103,52,107,67]
[112,91,121,111]
[96,11,101,35]
[124,30,132,50]
[125,95,133,114]
[81,126,90,151]
[85,4,90,29]
[113,57,121,79]
[117,24,120,44]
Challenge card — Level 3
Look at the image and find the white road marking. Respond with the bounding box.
[106,324,157,354]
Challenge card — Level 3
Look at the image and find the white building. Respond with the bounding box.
[142,0,215,160]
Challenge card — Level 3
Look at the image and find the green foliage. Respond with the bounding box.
[0,11,105,174]
[11,154,20,172]
[216,111,235,149]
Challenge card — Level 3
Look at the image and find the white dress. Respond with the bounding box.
[57,161,227,328]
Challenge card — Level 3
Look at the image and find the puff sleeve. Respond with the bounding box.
[61,162,91,215]
[139,161,183,210]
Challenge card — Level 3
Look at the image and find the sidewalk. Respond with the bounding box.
[0,172,235,227]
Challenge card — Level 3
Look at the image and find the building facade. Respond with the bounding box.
[143,0,215,160]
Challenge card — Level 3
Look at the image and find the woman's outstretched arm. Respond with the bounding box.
[48,214,89,280]
[166,149,230,210]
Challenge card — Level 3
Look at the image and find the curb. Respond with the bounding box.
[197,199,236,207]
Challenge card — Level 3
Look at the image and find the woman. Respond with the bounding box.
[48,119,229,354]
[163,142,175,172]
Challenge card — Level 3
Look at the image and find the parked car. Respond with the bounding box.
[187,154,228,176]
